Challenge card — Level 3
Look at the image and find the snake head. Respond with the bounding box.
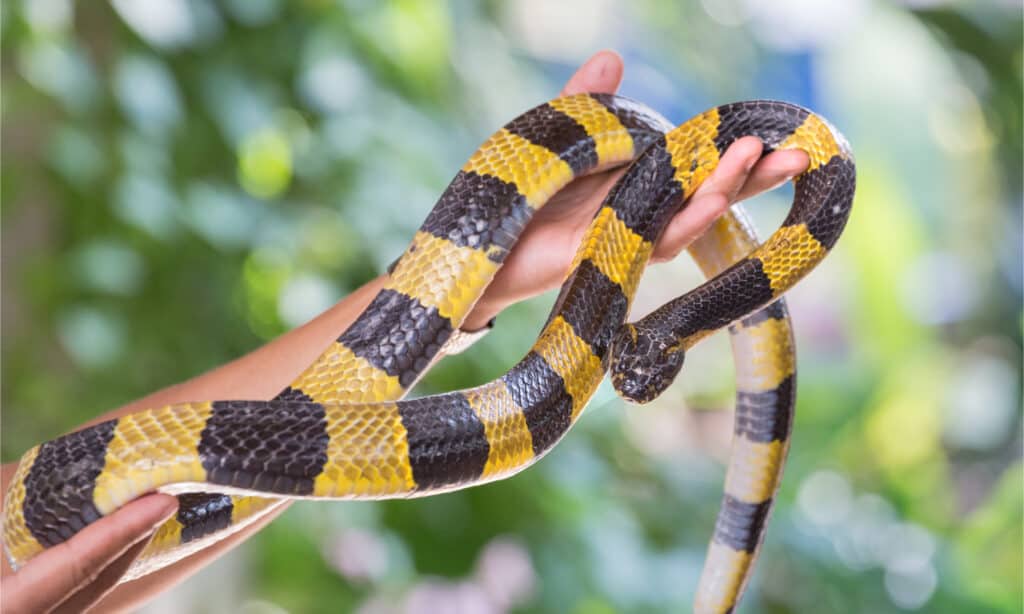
[609,324,686,404]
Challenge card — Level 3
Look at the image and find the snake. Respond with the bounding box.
[2,93,854,613]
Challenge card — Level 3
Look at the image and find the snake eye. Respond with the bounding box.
[609,325,686,404]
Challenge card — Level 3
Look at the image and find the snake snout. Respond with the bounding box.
[609,324,686,404]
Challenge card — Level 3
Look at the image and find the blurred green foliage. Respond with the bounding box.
[1,1,1020,613]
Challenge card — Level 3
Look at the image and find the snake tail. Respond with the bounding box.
[688,212,798,614]
[612,101,853,613]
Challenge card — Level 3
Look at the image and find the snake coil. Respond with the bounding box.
[2,94,853,613]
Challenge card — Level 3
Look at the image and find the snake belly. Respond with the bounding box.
[2,95,854,612]
[688,213,797,614]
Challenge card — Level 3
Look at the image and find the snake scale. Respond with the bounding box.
[2,93,854,613]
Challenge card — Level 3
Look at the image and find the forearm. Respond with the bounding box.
[3,275,389,611]
[1,269,509,612]
[87,275,388,425]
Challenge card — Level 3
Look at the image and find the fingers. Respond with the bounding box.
[652,192,732,262]
[4,494,177,614]
[560,49,624,95]
[652,137,810,262]
[653,137,762,261]
[736,148,808,202]
[52,536,155,614]
[57,495,178,594]
[692,136,764,201]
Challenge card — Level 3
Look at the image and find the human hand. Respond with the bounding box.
[463,50,809,329]
[0,493,177,614]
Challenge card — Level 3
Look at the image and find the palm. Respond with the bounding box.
[460,51,808,330]
[502,168,625,300]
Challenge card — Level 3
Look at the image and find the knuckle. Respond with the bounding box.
[65,543,104,589]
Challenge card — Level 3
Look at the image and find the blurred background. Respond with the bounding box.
[2,1,1021,612]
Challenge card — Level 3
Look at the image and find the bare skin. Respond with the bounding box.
[0,50,808,613]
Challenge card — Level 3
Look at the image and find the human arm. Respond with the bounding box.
[0,49,807,613]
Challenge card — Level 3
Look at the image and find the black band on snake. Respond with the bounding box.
[2,94,854,613]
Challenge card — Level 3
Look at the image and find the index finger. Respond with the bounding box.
[4,494,177,613]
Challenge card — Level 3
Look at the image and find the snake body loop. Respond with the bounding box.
[2,94,853,613]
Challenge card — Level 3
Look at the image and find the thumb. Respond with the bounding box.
[560,50,624,96]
